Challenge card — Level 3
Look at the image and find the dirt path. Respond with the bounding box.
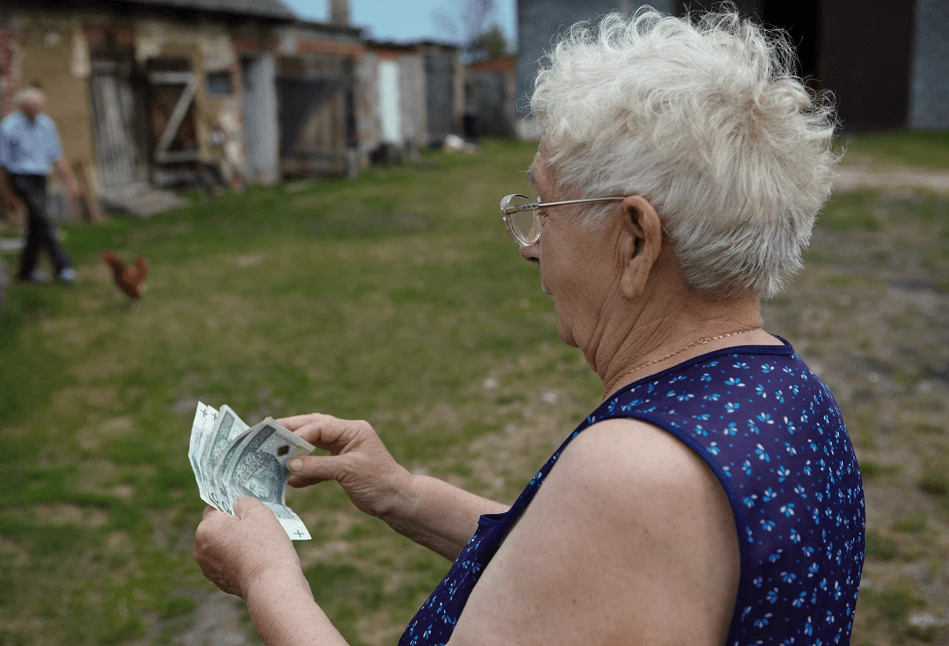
[836,164,949,193]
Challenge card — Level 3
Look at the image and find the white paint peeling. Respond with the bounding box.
[277,29,298,56]
[200,33,236,71]
[70,28,90,79]
[134,21,167,62]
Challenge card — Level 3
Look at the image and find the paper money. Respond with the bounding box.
[203,405,249,512]
[188,404,315,540]
[212,418,315,539]
[188,402,218,506]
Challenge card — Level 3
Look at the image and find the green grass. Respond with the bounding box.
[862,585,926,624]
[892,516,927,535]
[918,470,949,497]
[838,130,949,169]
[866,530,899,561]
[860,460,902,480]
[1,136,948,645]
[0,140,602,645]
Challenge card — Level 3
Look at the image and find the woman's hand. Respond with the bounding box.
[194,497,304,598]
[278,413,414,522]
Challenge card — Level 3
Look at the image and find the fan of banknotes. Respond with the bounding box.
[188,402,315,540]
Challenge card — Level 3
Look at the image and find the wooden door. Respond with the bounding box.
[146,59,200,165]
[277,55,351,177]
[89,60,142,189]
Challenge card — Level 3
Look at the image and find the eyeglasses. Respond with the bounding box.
[499,194,626,246]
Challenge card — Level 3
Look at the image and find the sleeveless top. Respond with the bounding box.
[399,341,866,646]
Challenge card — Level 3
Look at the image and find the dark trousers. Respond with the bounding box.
[10,173,71,278]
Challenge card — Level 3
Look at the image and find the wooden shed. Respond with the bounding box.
[466,55,517,138]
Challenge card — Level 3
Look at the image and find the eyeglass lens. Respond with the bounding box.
[506,196,539,243]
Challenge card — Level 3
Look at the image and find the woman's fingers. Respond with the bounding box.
[291,416,372,453]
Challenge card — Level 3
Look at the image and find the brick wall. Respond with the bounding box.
[908,0,949,129]
[0,21,19,117]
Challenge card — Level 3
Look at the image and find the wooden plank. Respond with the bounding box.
[73,162,104,223]
[155,150,201,163]
[154,76,197,161]
[148,71,195,84]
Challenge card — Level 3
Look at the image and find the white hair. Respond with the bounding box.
[531,7,840,298]
[15,87,44,107]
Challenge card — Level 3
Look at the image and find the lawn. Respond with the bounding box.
[0,135,947,645]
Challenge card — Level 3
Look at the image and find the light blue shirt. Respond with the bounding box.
[0,111,63,175]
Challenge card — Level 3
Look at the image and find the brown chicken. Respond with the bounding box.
[102,251,149,304]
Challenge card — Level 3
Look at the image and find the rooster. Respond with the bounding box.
[102,251,149,306]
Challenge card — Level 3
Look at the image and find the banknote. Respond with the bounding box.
[212,418,315,539]
[202,405,249,511]
[188,402,218,505]
[188,404,315,539]
[188,404,205,493]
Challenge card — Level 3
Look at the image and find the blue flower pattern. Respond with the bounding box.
[399,343,866,645]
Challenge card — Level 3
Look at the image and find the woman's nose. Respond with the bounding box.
[519,240,540,263]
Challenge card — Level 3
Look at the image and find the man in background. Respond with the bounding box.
[0,87,81,283]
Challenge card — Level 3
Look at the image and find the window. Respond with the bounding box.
[206,71,233,96]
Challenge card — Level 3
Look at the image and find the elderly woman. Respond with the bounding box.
[195,8,865,645]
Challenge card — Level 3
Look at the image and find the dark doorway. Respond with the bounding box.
[820,0,916,131]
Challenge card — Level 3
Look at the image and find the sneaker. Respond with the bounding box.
[57,267,77,284]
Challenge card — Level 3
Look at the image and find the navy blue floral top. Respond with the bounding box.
[399,341,866,645]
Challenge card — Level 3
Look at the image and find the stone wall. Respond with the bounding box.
[908,0,949,129]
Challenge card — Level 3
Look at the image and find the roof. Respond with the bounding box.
[467,54,516,72]
[109,0,297,21]
[294,18,364,38]
[366,40,423,53]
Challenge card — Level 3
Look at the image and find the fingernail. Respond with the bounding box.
[289,458,302,472]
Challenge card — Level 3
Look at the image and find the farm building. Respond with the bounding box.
[359,40,428,162]
[0,0,295,215]
[418,42,465,147]
[0,0,467,219]
[516,0,949,133]
[466,54,517,138]
[273,19,365,178]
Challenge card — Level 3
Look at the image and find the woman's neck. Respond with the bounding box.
[587,291,776,403]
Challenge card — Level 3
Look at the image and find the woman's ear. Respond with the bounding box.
[617,195,663,299]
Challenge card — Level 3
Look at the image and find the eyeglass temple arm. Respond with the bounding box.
[502,196,626,215]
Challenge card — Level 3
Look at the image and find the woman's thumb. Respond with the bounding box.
[288,455,344,482]
[233,496,265,517]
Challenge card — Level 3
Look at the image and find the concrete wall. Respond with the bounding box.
[355,50,379,160]
[908,0,949,129]
[240,53,279,184]
[399,52,427,149]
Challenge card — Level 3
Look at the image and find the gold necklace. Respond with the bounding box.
[603,326,763,397]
